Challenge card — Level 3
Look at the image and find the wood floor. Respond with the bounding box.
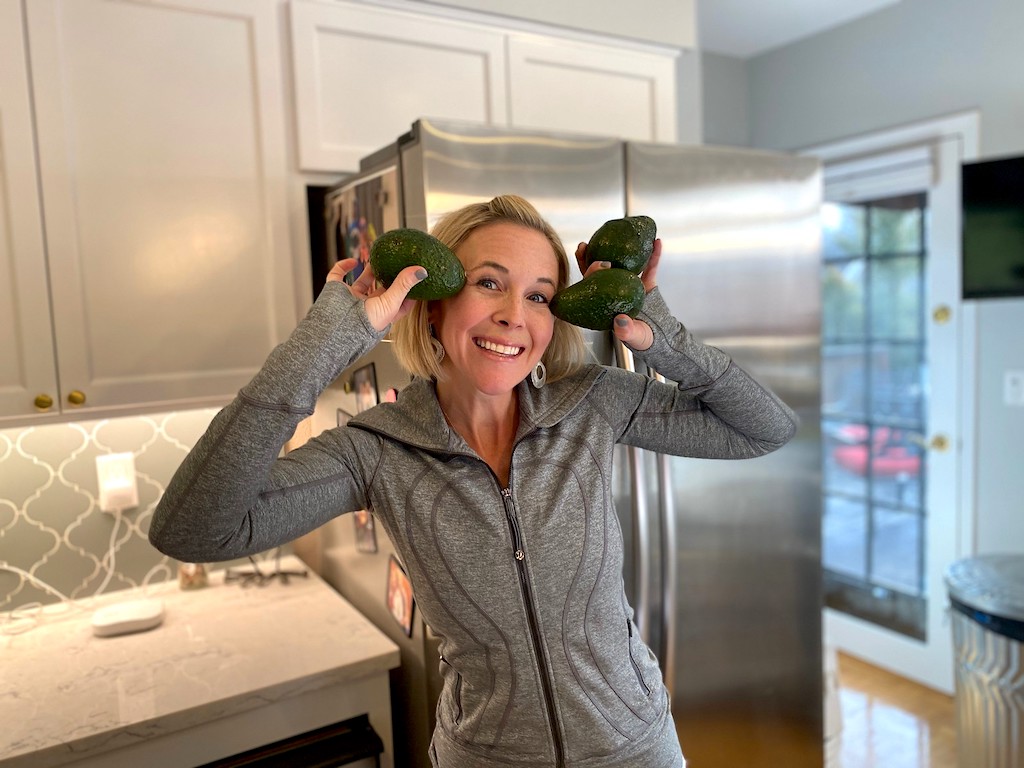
[834,652,956,768]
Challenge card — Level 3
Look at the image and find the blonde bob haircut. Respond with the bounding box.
[390,195,587,383]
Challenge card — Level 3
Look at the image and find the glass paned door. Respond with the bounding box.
[821,193,929,639]
[814,123,973,695]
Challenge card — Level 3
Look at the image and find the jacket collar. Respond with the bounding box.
[348,365,604,453]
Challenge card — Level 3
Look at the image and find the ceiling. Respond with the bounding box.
[697,0,902,59]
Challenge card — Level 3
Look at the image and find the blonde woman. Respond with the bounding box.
[151,195,797,767]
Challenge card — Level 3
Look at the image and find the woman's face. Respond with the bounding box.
[431,222,559,399]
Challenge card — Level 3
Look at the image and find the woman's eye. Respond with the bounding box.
[528,293,550,304]
[478,278,498,290]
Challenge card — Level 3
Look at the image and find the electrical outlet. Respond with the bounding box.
[95,452,139,512]
[1005,370,1024,407]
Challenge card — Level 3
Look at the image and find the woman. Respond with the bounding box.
[150,195,798,768]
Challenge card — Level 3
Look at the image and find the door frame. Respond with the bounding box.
[802,111,979,693]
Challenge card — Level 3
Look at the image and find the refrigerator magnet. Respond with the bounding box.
[353,363,379,413]
[387,555,415,637]
[353,509,378,554]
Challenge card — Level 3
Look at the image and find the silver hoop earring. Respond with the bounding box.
[530,360,547,389]
[430,337,446,363]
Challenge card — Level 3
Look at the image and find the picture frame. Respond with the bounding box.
[386,555,415,637]
[336,408,353,428]
[353,363,379,414]
[353,509,378,554]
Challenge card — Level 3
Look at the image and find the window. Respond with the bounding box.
[821,193,928,640]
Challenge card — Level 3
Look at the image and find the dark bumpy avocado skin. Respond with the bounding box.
[550,268,645,331]
[369,228,466,300]
[585,215,657,274]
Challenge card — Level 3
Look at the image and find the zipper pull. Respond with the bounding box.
[502,487,512,499]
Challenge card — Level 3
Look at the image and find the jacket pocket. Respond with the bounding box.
[626,620,652,696]
[440,655,464,725]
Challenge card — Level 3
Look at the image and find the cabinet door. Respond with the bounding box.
[25,0,295,416]
[291,0,508,172]
[507,34,677,143]
[0,2,60,422]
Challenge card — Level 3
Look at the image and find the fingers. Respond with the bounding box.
[583,260,612,278]
[575,238,661,293]
[613,315,654,352]
[640,239,661,293]
[326,258,359,283]
[363,265,427,331]
[575,242,588,276]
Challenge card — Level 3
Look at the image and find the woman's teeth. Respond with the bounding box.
[476,339,523,357]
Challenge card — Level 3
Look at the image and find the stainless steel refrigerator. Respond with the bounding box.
[312,118,823,768]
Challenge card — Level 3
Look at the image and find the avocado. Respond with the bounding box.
[585,215,657,274]
[369,228,466,300]
[549,268,645,331]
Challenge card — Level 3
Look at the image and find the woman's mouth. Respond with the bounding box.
[475,338,524,357]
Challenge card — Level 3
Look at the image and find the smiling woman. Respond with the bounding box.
[149,193,799,768]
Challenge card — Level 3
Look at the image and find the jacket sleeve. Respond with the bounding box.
[148,282,388,563]
[606,287,799,459]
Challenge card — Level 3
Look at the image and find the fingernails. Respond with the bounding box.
[615,316,629,328]
[601,261,612,269]
[415,268,428,281]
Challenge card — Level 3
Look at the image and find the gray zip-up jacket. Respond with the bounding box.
[150,281,798,768]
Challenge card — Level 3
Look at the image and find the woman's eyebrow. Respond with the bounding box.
[468,261,556,287]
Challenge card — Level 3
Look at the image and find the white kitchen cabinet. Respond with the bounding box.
[291,0,508,172]
[290,0,679,173]
[0,2,61,422]
[506,33,678,144]
[0,0,296,425]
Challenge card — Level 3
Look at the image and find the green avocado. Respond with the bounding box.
[369,228,466,300]
[549,268,645,331]
[585,215,657,274]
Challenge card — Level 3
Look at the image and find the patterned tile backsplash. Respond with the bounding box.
[0,408,220,611]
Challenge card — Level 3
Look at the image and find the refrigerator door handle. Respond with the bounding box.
[652,370,677,699]
[614,341,651,639]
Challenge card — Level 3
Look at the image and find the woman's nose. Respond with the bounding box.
[496,296,526,327]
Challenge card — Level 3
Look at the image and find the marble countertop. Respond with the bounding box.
[0,556,400,768]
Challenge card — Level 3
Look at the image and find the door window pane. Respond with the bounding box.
[869,198,923,254]
[821,192,928,638]
[823,260,866,340]
[822,346,867,420]
[870,508,923,593]
[823,496,867,580]
[870,255,923,339]
[822,203,866,259]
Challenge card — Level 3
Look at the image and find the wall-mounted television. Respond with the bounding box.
[962,154,1024,299]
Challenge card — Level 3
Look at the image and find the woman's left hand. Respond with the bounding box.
[574,238,661,351]
[325,258,423,331]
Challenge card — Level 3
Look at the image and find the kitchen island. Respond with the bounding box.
[0,556,400,768]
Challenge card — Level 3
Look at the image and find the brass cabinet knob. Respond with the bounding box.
[34,393,54,411]
[930,434,950,452]
[933,305,952,324]
[67,390,86,406]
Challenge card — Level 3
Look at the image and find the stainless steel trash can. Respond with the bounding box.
[946,555,1024,768]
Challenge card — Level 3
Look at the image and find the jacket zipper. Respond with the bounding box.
[500,485,566,768]
[626,620,652,696]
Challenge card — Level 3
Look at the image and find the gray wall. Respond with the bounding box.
[704,0,1024,555]
[746,0,1023,156]
[701,51,749,148]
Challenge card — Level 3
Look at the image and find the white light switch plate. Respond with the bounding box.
[95,452,139,511]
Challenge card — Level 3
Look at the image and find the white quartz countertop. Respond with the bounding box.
[0,556,400,768]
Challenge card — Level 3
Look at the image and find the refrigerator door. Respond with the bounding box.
[627,143,824,767]
[398,118,624,282]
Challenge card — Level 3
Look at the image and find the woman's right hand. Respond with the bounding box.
[326,258,427,331]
